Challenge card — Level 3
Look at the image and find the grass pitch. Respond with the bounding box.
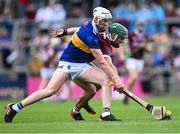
[0,97,179,133]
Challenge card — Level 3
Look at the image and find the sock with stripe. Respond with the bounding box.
[12,102,24,112]
[101,107,111,117]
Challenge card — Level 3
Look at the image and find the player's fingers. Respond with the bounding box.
[115,87,124,94]
[50,31,57,36]
[108,80,114,87]
[50,29,64,37]
[56,29,64,35]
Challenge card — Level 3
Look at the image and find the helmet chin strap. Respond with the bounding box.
[92,17,100,33]
[93,17,99,25]
[108,33,118,41]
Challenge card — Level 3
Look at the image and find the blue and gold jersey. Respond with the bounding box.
[60,20,99,63]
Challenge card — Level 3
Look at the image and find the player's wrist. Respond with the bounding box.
[56,28,68,37]
[112,76,119,84]
[63,28,68,35]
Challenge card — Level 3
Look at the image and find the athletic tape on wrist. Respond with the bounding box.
[57,28,68,37]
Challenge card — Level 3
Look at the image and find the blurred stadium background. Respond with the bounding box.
[0,0,180,100]
[0,0,180,133]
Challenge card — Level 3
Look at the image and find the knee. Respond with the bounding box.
[90,87,97,95]
[88,85,97,96]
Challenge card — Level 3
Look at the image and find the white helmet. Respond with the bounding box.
[93,7,112,20]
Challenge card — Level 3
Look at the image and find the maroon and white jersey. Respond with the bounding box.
[87,32,112,62]
[128,31,148,59]
[41,47,58,68]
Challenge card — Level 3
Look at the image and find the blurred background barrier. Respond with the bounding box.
[0,78,26,99]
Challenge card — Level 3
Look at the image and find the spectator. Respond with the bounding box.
[32,29,50,47]
[18,0,29,18]
[69,3,85,18]
[24,3,37,37]
[126,2,138,31]
[112,1,129,27]
[0,26,13,69]
[0,8,14,41]
[137,3,151,35]
[38,37,60,91]
[51,3,66,29]
[147,0,166,35]
[165,1,178,17]
[35,1,53,29]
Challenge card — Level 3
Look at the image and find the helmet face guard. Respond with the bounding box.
[110,36,127,48]
[108,23,128,48]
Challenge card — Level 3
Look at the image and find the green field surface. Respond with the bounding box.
[0,97,179,133]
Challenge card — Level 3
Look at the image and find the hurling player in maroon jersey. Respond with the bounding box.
[123,20,152,104]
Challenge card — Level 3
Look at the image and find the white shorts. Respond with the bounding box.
[126,58,144,72]
[40,67,55,78]
[56,61,92,80]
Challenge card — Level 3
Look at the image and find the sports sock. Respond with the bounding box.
[104,108,111,112]
[72,105,81,114]
[101,108,111,117]
[12,102,24,112]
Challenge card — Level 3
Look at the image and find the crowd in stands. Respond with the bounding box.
[0,0,180,89]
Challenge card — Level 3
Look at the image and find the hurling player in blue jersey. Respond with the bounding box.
[51,23,128,121]
[4,7,124,122]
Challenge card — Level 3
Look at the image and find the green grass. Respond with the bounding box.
[0,97,180,133]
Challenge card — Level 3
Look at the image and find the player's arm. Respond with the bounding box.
[118,46,126,62]
[50,27,80,37]
[130,41,151,54]
[135,36,154,53]
[104,55,124,87]
[90,49,124,92]
[143,42,152,52]
[104,55,119,76]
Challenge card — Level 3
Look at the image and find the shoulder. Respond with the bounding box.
[78,20,98,41]
[81,20,93,30]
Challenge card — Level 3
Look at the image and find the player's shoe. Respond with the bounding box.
[99,114,121,121]
[4,104,17,123]
[83,104,96,114]
[70,109,84,121]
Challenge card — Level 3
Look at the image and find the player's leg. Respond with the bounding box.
[70,79,98,120]
[66,81,73,100]
[74,78,98,109]
[38,78,49,90]
[38,73,50,101]
[38,68,51,90]
[79,66,120,121]
[124,67,138,103]
[125,58,139,104]
[4,70,69,122]
[127,68,138,91]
